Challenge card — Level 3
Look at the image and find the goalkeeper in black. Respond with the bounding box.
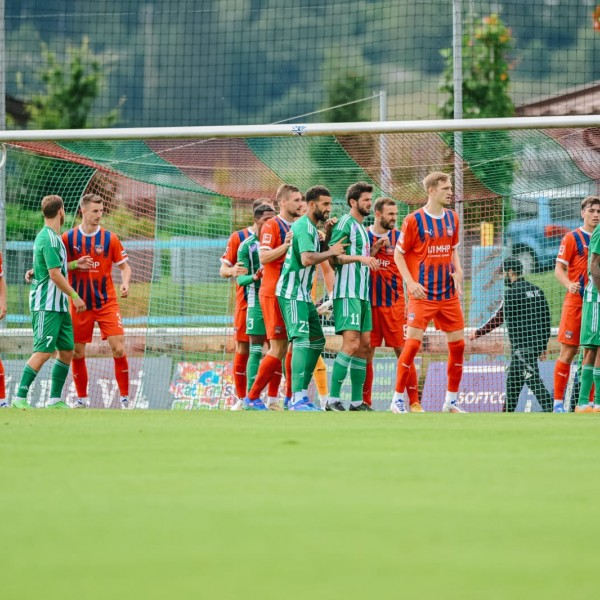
[470,257,553,412]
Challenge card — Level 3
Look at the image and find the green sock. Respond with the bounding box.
[50,360,70,399]
[16,365,38,399]
[303,338,325,390]
[594,368,600,406]
[350,356,367,403]
[247,345,262,391]
[291,339,309,393]
[330,352,352,399]
[578,365,594,406]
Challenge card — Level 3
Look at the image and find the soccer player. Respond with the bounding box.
[0,251,6,407]
[392,172,466,414]
[220,197,275,405]
[11,195,87,409]
[236,204,277,405]
[364,197,421,412]
[243,184,304,410]
[576,213,600,413]
[326,181,379,412]
[276,185,348,411]
[552,195,600,413]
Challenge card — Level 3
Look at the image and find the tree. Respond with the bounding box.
[25,37,122,129]
[326,71,371,123]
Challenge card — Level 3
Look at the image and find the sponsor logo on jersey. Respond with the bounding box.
[262,233,272,244]
[408,312,415,322]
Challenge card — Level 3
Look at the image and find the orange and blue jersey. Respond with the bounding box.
[397,207,459,302]
[556,227,592,304]
[368,226,403,307]
[63,226,128,310]
[259,215,292,297]
[221,227,252,305]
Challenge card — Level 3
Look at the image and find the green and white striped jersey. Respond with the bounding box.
[584,225,600,303]
[276,215,320,302]
[237,233,261,308]
[329,213,370,300]
[29,226,69,313]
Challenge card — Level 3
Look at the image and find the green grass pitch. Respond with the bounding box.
[2,411,599,600]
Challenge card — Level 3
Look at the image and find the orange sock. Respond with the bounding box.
[447,340,465,393]
[285,351,293,398]
[406,363,419,405]
[248,355,281,400]
[363,361,374,405]
[553,359,570,402]
[267,361,283,397]
[114,356,129,397]
[71,357,89,398]
[395,339,421,393]
[233,352,249,398]
[0,360,5,400]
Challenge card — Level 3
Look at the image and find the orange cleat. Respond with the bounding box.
[410,402,426,413]
[575,404,594,413]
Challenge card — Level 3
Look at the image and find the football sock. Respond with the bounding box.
[16,365,38,399]
[594,368,600,406]
[114,356,129,397]
[233,352,249,398]
[362,361,374,406]
[578,365,594,406]
[248,354,280,400]
[553,359,570,402]
[447,340,465,393]
[445,391,458,404]
[329,352,352,399]
[395,339,421,393]
[406,363,419,405]
[267,361,282,397]
[285,350,293,398]
[71,357,89,398]
[313,355,328,397]
[291,339,309,393]
[392,390,405,403]
[349,356,367,404]
[247,344,263,391]
[303,338,325,390]
[50,360,70,399]
[0,360,5,400]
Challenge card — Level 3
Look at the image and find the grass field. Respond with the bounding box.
[2,411,599,600]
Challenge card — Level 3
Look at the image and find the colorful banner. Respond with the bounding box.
[170,361,237,410]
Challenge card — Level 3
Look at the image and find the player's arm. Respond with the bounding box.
[260,230,293,265]
[469,302,504,340]
[236,245,256,286]
[117,261,131,298]
[369,236,388,257]
[301,236,348,267]
[48,267,86,312]
[450,246,463,296]
[0,273,7,320]
[554,260,580,294]
[220,262,248,278]
[68,256,94,271]
[394,246,424,299]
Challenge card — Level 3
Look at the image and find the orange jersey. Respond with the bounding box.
[397,207,459,301]
[63,226,128,310]
[556,228,591,307]
[221,228,252,308]
[368,226,403,307]
[259,216,292,297]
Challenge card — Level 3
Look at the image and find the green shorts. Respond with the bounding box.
[332,297,372,334]
[580,301,600,347]
[278,297,323,340]
[246,302,266,337]
[32,310,74,353]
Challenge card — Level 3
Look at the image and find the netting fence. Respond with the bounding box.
[1,118,599,409]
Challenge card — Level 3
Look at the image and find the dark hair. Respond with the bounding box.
[41,195,64,218]
[305,185,331,203]
[253,203,275,220]
[503,257,523,276]
[346,181,373,206]
[581,195,600,210]
[373,197,397,213]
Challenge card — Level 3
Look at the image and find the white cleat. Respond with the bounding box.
[74,397,89,408]
[442,401,466,413]
[120,396,129,410]
[230,398,244,411]
[390,399,408,414]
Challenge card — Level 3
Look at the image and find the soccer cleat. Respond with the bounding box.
[409,402,426,413]
[47,401,70,409]
[442,401,466,413]
[243,397,269,411]
[390,399,408,414]
[230,398,244,411]
[553,402,567,413]
[267,402,283,411]
[0,401,9,408]
[74,398,89,409]
[120,396,129,409]
[575,404,594,413]
[349,402,374,411]
[11,397,31,410]
[593,405,600,413]
[283,396,291,411]
[289,397,321,412]
[325,401,346,412]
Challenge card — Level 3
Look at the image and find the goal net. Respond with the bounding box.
[1,119,599,411]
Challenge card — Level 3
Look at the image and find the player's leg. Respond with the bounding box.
[47,312,75,409]
[98,303,129,409]
[245,303,267,395]
[578,301,600,412]
[348,329,372,411]
[71,307,95,407]
[302,304,325,409]
[0,360,6,407]
[313,355,329,409]
[364,305,383,406]
[554,303,581,412]
[593,350,600,412]
[505,352,527,412]
[437,299,466,413]
[232,300,250,401]
[520,351,553,412]
[363,346,376,406]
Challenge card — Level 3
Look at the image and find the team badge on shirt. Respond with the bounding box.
[95,245,104,255]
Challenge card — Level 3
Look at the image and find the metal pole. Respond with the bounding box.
[379,90,391,192]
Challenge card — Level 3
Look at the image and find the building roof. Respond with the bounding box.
[516,80,600,116]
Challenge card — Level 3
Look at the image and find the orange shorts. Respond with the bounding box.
[260,294,287,340]
[557,300,582,346]
[71,301,124,343]
[233,299,249,343]
[371,304,406,348]
[406,296,464,332]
